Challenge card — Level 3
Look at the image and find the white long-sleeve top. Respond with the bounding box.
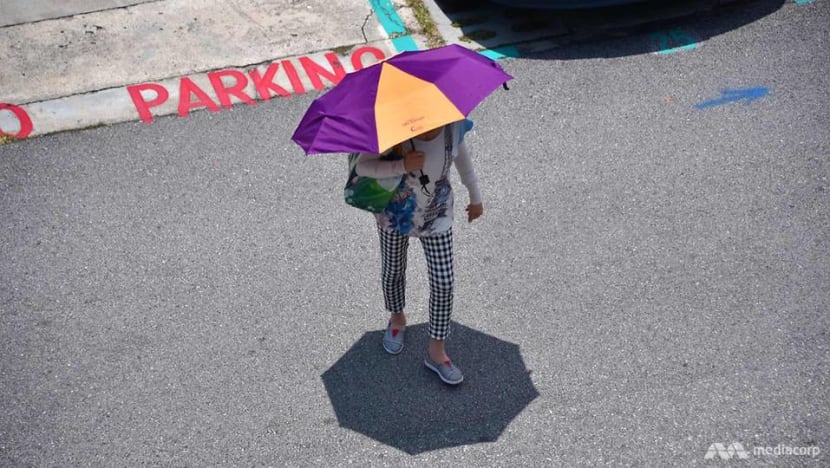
[356,124,481,237]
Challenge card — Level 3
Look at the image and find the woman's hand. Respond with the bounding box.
[403,150,425,172]
[466,203,484,222]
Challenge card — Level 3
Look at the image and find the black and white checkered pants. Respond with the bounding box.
[378,226,454,340]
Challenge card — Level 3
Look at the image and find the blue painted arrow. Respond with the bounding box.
[695,87,769,110]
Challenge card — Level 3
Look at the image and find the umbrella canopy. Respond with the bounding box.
[292,44,512,155]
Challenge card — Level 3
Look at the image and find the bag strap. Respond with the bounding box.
[445,121,453,155]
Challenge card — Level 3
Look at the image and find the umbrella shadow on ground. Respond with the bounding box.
[321,322,538,454]
[433,0,785,59]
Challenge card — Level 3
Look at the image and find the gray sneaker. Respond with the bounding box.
[382,322,405,355]
[424,356,464,385]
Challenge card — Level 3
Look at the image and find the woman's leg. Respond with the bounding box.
[420,229,454,361]
[378,226,409,326]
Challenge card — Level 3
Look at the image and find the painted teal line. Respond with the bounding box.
[369,0,421,52]
[368,0,521,58]
[369,0,406,34]
[794,0,814,4]
[659,43,698,55]
[480,46,520,60]
[392,35,419,52]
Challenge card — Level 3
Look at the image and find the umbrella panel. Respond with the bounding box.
[374,63,464,152]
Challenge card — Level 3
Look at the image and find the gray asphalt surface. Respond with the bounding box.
[1,0,828,465]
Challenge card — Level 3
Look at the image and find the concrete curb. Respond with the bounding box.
[0,40,405,139]
[0,0,424,141]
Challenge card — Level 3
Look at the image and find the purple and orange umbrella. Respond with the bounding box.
[292,44,513,155]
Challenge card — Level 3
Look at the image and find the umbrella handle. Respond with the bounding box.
[418,170,431,196]
[409,139,431,196]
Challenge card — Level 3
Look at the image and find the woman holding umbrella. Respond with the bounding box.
[292,44,511,385]
[356,121,483,385]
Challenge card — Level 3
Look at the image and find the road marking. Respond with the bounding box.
[480,46,520,60]
[651,28,699,54]
[369,0,419,52]
[695,87,769,109]
[0,45,395,137]
[369,0,521,61]
[122,47,390,123]
[0,103,33,139]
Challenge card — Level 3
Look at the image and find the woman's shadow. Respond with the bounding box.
[321,322,539,454]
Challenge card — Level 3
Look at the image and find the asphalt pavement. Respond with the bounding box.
[1,0,828,466]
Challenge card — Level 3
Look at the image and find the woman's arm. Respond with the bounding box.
[455,141,484,222]
[454,142,482,204]
[355,152,407,178]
